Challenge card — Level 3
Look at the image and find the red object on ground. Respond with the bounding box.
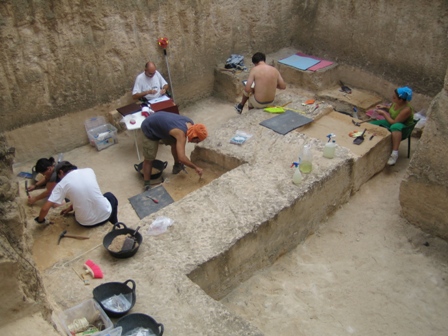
[84,259,103,279]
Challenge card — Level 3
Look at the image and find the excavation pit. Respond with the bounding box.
[11,93,418,335]
[9,59,418,334]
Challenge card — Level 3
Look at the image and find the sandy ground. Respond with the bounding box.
[221,141,448,335]
[10,96,448,335]
[15,97,235,272]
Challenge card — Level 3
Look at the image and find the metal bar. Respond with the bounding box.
[164,49,175,101]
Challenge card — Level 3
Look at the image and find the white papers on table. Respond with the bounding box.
[148,95,170,104]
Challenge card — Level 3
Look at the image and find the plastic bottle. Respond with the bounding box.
[291,162,303,185]
[292,166,303,185]
[57,153,64,163]
[299,144,313,174]
[323,140,337,159]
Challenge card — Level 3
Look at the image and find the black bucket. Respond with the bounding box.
[103,222,143,259]
[93,279,136,318]
[115,313,164,336]
[134,160,168,180]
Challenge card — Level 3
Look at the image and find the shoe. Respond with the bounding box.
[172,163,184,174]
[143,184,151,191]
[387,152,398,166]
[234,103,243,114]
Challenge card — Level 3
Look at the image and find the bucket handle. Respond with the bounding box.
[158,323,164,336]
[112,222,127,231]
[124,279,136,293]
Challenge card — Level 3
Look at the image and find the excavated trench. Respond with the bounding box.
[9,57,421,334]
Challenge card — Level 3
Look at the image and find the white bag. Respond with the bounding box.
[147,216,174,236]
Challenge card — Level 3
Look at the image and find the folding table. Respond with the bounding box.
[117,96,179,160]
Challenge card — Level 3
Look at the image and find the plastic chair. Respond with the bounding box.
[401,119,419,158]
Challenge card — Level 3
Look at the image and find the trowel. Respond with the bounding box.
[353,129,367,145]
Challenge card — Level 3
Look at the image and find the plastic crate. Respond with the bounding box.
[85,116,107,147]
[59,299,113,336]
[85,116,107,132]
[87,124,118,151]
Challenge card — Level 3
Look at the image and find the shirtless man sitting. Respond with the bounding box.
[235,52,286,114]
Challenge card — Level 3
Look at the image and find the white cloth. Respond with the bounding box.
[132,71,168,100]
[49,168,111,226]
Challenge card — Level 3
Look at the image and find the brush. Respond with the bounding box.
[84,259,103,279]
[72,267,89,285]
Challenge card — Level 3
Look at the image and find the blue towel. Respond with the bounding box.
[279,55,320,70]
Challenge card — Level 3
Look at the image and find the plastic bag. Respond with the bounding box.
[101,293,132,313]
[126,327,156,336]
[414,110,427,130]
[147,216,174,236]
[230,130,253,145]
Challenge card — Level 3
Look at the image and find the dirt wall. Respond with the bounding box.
[0,0,446,133]
[400,68,448,240]
[0,135,51,326]
[0,0,298,133]
[292,0,448,96]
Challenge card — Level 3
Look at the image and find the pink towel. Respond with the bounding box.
[296,52,333,71]
[366,108,388,120]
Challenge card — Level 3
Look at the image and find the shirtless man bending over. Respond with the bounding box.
[235,52,286,114]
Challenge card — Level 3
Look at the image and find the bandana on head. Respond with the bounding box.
[396,86,413,101]
[187,123,208,142]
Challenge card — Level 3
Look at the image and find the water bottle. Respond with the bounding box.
[323,140,337,159]
[57,153,64,163]
[299,144,313,174]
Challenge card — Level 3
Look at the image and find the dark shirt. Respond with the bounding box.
[141,111,193,141]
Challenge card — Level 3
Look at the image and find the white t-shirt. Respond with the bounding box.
[132,71,168,100]
[49,168,111,226]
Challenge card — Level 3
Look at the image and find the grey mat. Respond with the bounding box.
[259,110,313,135]
[128,185,174,219]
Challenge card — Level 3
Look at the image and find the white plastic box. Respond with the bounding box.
[59,299,114,336]
[87,124,118,151]
[85,116,106,130]
[85,116,107,147]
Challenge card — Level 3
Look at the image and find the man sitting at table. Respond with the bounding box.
[132,61,169,102]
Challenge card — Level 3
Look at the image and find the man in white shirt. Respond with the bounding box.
[132,61,169,102]
[35,162,118,227]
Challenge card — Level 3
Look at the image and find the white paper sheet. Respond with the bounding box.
[148,95,170,104]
